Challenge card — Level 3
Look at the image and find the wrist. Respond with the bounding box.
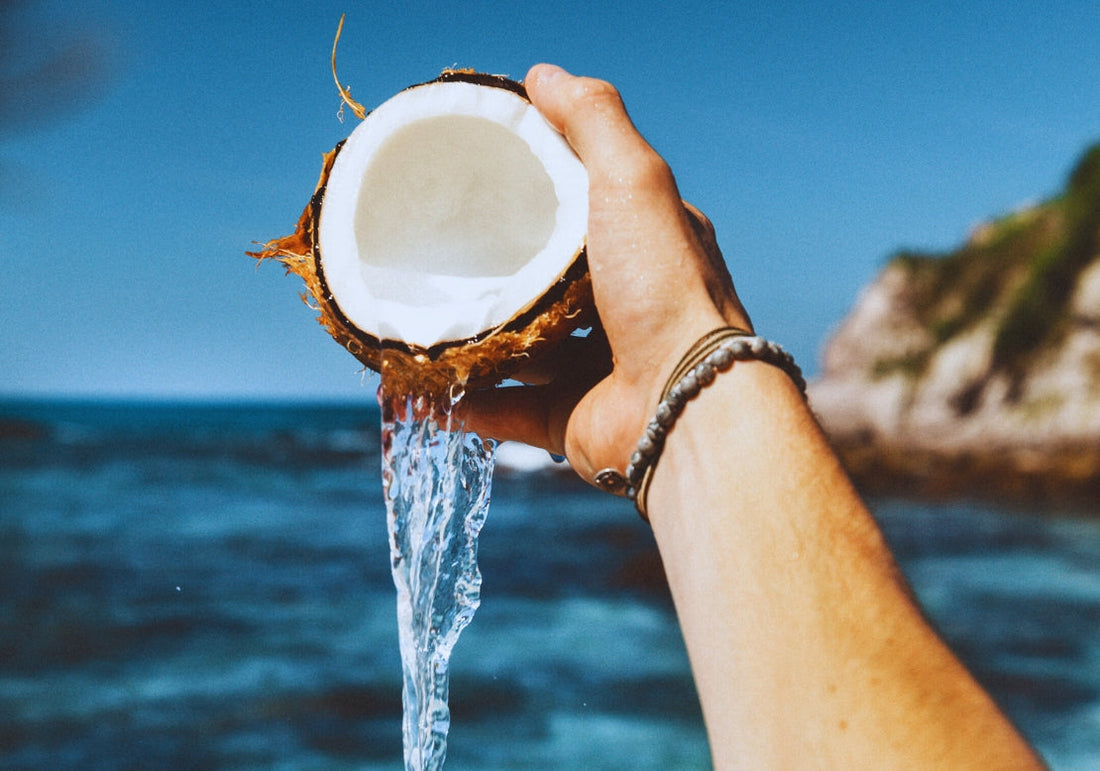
[645,358,812,523]
[594,329,806,520]
[651,357,810,518]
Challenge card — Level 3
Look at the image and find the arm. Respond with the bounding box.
[468,63,1044,769]
[649,361,1042,768]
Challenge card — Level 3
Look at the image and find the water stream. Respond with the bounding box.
[379,384,496,770]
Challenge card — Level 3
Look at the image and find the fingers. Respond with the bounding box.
[464,375,594,457]
[506,326,610,385]
[464,331,611,453]
[683,201,754,332]
[507,64,754,481]
[463,385,566,455]
[683,202,719,262]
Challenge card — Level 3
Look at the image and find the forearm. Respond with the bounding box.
[647,361,1044,769]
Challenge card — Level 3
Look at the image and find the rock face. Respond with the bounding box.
[810,145,1100,504]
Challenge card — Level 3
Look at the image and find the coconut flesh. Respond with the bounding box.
[253,72,592,393]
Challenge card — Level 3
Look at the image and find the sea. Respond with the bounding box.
[1,398,1098,770]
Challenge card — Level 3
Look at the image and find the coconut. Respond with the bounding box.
[251,68,592,395]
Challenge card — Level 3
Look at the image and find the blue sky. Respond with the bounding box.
[2,0,1099,400]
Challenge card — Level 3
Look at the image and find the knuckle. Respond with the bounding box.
[618,147,675,191]
[685,203,718,241]
[561,76,675,193]
[568,76,623,112]
[686,203,715,234]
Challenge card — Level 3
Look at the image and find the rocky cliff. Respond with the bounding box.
[810,144,1100,504]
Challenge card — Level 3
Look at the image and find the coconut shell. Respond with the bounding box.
[250,71,593,396]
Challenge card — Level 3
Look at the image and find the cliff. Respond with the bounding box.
[810,144,1100,504]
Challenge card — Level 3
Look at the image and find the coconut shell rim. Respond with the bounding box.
[251,69,593,392]
[311,143,589,358]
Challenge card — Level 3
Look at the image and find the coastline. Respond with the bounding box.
[830,436,1100,513]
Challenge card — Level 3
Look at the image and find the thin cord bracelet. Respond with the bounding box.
[593,327,807,521]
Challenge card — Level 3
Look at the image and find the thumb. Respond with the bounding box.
[523,64,721,379]
[524,64,670,194]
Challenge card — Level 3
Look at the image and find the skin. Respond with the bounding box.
[467,63,1046,769]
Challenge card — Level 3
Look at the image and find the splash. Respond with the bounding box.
[379,384,495,770]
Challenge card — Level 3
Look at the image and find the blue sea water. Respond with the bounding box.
[1,398,1098,769]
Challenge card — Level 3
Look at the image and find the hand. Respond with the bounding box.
[468,66,1045,771]
[466,63,752,484]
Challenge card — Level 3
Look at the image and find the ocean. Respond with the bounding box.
[1,399,1097,769]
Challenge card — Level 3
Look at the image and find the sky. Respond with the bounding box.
[2,0,1100,401]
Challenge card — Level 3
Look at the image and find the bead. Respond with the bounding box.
[666,385,685,408]
[695,362,716,386]
[655,402,675,427]
[710,346,734,370]
[593,326,806,521]
[680,372,700,398]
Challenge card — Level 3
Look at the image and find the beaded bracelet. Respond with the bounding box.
[593,327,807,521]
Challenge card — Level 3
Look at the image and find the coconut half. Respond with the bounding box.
[251,71,592,394]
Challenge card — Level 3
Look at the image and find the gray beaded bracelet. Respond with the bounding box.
[593,327,807,521]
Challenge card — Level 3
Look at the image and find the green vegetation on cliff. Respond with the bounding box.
[881,143,1100,386]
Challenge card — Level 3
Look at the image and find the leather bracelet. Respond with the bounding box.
[594,327,807,521]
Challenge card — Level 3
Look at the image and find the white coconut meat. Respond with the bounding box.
[317,79,589,348]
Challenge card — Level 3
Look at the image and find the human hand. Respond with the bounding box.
[466,63,752,485]
[465,68,1047,769]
